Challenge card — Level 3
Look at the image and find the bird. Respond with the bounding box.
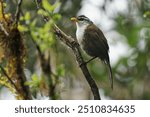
[71,15,113,89]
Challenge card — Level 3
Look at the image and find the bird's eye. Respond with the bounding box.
[78,18,84,21]
[80,18,84,21]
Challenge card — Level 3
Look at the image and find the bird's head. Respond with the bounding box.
[71,15,93,28]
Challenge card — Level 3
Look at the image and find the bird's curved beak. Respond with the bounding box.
[71,17,78,22]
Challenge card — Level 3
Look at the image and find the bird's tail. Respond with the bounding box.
[105,61,113,89]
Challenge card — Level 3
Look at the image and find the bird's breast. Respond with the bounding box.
[76,29,84,45]
[76,25,88,45]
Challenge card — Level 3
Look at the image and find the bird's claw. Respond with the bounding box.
[79,62,87,67]
[71,41,79,47]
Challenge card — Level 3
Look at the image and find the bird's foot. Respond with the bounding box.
[79,57,97,67]
[79,62,87,67]
[86,56,97,64]
[71,40,79,47]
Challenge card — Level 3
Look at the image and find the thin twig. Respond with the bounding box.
[30,32,57,99]
[15,0,23,25]
[0,65,20,93]
[34,0,40,9]
[0,23,9,36]
[30,35,43,58]
[34,0,49,22]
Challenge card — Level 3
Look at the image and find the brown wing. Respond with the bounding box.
[83,24,113,89]
[83,24,110,62]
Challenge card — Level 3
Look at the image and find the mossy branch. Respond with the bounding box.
[0,65,19,93]
[0,0,31,99]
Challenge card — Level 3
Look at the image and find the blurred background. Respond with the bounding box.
[0,0,150,99]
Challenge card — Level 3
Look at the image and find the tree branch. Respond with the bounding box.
[15,0,23,25]
[53,25,101,100]
[34,0,101,100]
[0,65,20,94]
[0,0,31,100]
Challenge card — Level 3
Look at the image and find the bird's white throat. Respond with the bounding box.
[76,23,89,44]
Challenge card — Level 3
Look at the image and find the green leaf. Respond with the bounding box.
[18,24,28,32]
[37,9,49,17]
[42,0,61,12]
[20,16,24,21]
[32,74,39,82]
[24,12,30,21]
[42,0,53,12]
[30,19,37,28]
[56,64,65,77]
[25,74,41,88]
[53,13,61,21]
[52,2,61,12]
